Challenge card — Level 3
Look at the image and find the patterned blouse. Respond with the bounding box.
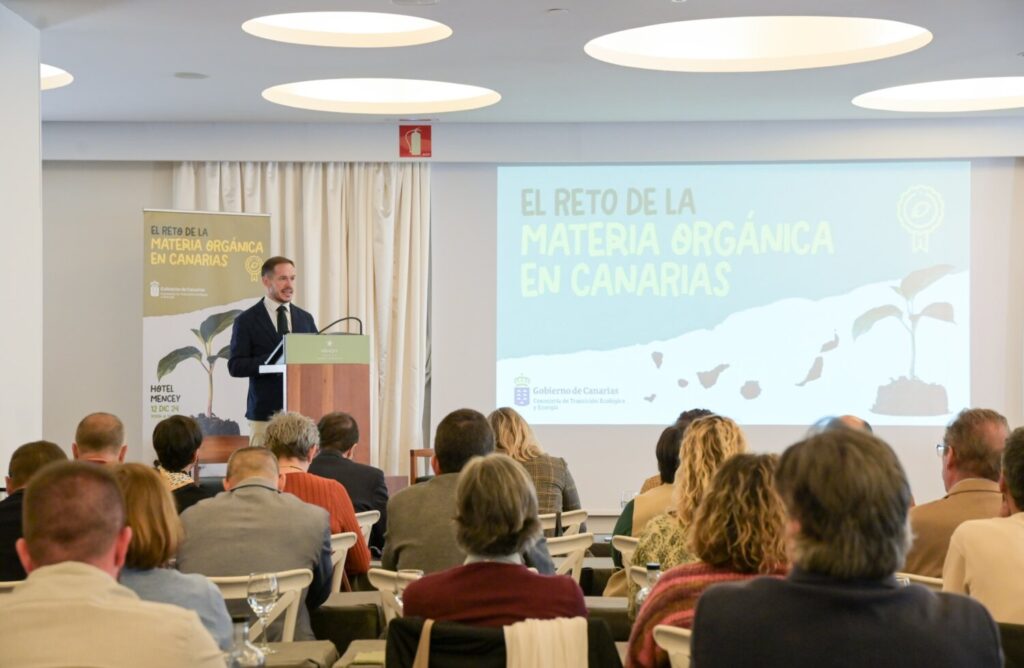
[626,562,786,668]
[520,454,583,517]
[628,512,696,618]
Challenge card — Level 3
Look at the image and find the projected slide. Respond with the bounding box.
[496,162,970,426]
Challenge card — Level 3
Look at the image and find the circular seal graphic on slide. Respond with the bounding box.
[897,185,944,253]
[244,255,264,282]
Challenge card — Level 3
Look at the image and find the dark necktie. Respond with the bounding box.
[277,304,289,336]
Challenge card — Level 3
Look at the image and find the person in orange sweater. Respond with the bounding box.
[265,411,371,579]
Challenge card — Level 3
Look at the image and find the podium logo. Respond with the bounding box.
[514,374,531,407]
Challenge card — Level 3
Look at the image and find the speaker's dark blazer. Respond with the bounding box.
[228,299,317,421]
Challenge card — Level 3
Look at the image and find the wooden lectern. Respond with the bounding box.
[199,333,372,466]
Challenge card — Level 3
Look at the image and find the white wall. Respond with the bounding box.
[0,6,41,470]
[38,119,1024,513]
[41,162,173,461]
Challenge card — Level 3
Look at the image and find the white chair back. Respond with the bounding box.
[208,568,313,643]
[330,532,358,592]
[653,625,692,668]
[612,535,640,570]
[367,567,423,624]
[0,581,20,595]
[895,572,943,591]
[546,532,594,583]
[629,565,649,589]
[355,509,381,545]
[538,509,588,535]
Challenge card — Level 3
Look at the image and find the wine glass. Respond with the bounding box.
[394,569,424,608]
[620,490,636,510]
[246,573,279,655]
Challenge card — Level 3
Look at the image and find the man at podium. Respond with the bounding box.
[228,256,317,446]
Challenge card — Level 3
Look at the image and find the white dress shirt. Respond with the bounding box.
[264,295,292,333]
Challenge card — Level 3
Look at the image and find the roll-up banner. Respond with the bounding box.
[142,210,270,447]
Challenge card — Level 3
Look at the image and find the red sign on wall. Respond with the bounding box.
[399,125,432,158]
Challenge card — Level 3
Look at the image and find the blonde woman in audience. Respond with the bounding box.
[113,463,233,650]
[488,407,583,517]
[628,415,748,616]
[626,454,787,668]
[401,453,587,626]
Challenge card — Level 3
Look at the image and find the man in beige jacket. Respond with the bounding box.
[0,461,223,667]
[903,408,1008,577]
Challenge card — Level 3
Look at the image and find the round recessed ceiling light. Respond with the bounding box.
[262,78,501,114]
[242,11,452,48]
[40,64,73,90]
[584,16,932,72]
[853,77,1024,112]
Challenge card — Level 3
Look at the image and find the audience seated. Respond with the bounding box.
[0,462,223,667]
[0,441,66,581]
[112,463,232,650]
[629,415,747,615]
[808,414,874,434]
[488,407,582,517]
[265,411,371,578]
[383,408,555,574]
[691,429,1002,668]
[402,453,587,626]
[309,411,389,554]
[72,412,127,465]
[943,425,1024,623]
[176,446,332,640]
[626,453,787,668]
[905,408,1008,577]
[151,415,214,514]
[638,409,713,494]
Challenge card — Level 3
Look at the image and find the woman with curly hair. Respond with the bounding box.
[628,415,748,615]
[487,407,583,517]
[626,454,787,668]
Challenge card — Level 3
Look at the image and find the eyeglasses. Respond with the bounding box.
[935,443,950,458]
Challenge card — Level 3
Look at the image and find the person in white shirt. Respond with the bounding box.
[944,425,1024,624]
[0,461,223,667]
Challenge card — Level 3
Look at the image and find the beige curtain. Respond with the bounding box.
[172,161,429,474]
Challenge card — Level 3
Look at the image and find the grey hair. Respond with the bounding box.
[265,412,320,460]
[455,454,542,557]
[776,429,912,579]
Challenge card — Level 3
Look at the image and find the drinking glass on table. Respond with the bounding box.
[246,573,279,655]
[620,491,636,510]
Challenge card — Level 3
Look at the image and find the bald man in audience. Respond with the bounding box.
[72,412,127,464]
[0,462,222,667]
[904,408,1008,577]
[691,429,1001,667]
[0,441,67,581]
[176,446,332,640]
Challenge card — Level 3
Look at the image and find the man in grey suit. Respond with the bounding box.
[177,447,332,640]
[382,408,554,574]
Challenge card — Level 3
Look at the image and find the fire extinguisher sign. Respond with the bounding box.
[399,125,432,158]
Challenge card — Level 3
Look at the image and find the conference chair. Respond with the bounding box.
[0,581,19,595]
[408,449,434,485]
[330,531,358,592]
[355,509,381,545]
[895,572,943,591]
[386,616,622,668]
[208,568,313,642]
[653,625,692,668]
[547,532,595,583]
[629,565,648,590]
[539,509,588,536]
[367,567,424,624]
[611,535,640,570]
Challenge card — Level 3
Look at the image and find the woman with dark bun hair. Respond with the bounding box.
[152,415,213,513]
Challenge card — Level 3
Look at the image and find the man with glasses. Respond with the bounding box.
[904,408,1008,578]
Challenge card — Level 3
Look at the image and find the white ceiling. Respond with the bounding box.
[8,0,1024,124]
